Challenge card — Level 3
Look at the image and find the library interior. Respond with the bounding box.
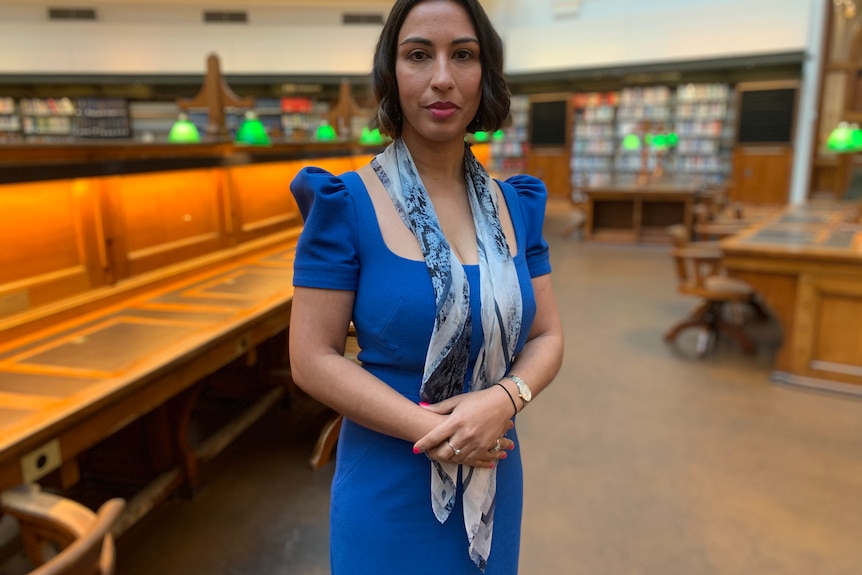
[0,1,860,574]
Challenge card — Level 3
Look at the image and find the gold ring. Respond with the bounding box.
[447,440,462,456]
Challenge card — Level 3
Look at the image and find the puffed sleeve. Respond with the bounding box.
[290,167,359,291]
[504,174,551,278]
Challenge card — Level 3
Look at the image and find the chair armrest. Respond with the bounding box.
[1,484,95,541]
[671,246,723,260]
[670,247,724,282]
[694,222,748,239]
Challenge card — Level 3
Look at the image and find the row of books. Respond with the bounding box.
[570,83,735,186]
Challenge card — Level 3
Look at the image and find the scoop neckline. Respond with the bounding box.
[342,171,520,268]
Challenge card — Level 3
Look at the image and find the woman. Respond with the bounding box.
[288,0,563,572]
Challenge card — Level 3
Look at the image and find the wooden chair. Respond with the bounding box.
[692,184,782,241]
[0,484,125,575]
[563,188,588,239]
[692,202,749,240]
[664,224,768,357]
[307,324,359,471]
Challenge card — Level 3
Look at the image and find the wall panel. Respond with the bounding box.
[227,162,303,243]
[104,169,228,279]
[0,179,104,316]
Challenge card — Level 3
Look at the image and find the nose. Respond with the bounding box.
[430,58,454,91]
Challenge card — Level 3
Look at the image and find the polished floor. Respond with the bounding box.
[7,201,862,574]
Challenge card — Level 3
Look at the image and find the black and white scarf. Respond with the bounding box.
[372,138,523,571]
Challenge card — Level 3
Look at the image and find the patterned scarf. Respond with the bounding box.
[372,138,523,571]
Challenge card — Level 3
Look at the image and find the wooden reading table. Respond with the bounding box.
[721,201,862,396]
[0,236,298,533]
[0,141,383,534]
[583,177,701,243]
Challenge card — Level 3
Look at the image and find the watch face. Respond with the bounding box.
[516,379,532,402]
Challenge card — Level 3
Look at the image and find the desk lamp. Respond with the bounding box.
[359,126,385,145]
[168,113,201,144]
[316,122,338,142]
[826,121,862,152]
[235,111,271,146]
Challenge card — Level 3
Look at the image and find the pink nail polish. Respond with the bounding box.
[507,443,515,451]
[500,452,507,459]
[418,402,430,408]
[413,447,421,454]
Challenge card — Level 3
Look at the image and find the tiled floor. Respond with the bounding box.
[6,200,862,574]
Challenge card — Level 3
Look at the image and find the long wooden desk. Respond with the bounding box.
[0,235,298,533]
[583,177,701,243]
[721,201,862,396]
[0,141,389,536]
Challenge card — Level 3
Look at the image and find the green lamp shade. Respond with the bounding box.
[473,131,490,143]
[236,117,271,146]
[652,134,668,150]
[666,132,679,147]
[622,134,641,151]
[168,118,201,144]
[492,129,506,141]
[317,123,337,141]
[359,126,385,145]
[827,122,855,152]
[850,125,862,151]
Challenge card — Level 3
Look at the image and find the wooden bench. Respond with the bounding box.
[0,147,374,535]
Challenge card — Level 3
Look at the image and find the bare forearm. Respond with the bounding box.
[289,287,442,444]
[502,331,563,408]
[499,274,564,410]
[291,352,441,443]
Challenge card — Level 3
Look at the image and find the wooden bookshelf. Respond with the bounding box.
[490,94,529,175]
[0,97,20,143]
[569,83,736,195]
[672,83,734,185]
[570,91,618,189]
[614,86,674,178]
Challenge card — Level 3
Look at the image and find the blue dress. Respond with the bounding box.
[291,167,551,574]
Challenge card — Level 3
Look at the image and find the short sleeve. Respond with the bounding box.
[503,174,551,278]
[291,167,360,291]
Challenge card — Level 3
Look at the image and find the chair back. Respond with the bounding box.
[692,203,711,226]
[665,224,690,248]
[665,224,722,296]
[1,485,125,575]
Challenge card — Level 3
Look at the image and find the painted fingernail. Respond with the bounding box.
[418,402,430,408]
[413,446,421,454]
[500,452,508,459]
[508,443,515,451]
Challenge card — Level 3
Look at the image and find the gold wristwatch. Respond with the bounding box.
[504,374,531,406]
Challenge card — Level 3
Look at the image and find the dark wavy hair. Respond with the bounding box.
[372,0,510,138]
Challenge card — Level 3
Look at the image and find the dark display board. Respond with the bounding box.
[529,100,567,146]
[737,88,796,143]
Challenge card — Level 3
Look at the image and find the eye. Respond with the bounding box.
[453,49,476,62]
[407,50,430,62]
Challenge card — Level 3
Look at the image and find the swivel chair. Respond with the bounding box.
[664,224,768,356]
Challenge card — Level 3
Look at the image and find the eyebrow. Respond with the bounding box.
[399,36,479,47]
